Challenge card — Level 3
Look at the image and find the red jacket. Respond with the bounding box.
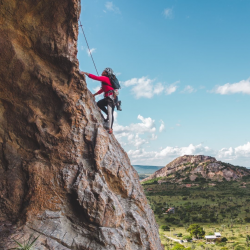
[88,74,114,97]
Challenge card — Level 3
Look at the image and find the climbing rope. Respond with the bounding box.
[79,20,99,76]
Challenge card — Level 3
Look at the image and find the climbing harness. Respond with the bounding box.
[79,20,99,76]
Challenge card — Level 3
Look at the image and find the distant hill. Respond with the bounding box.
[141,155,250,183]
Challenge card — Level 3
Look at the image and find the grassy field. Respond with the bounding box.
[159,224,250,250]
[141,177,250,249]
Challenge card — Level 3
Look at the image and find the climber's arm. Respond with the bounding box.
[80,71,89,76]
[93,88,104,97]
[80,72,109,83]
[88,74,109,82]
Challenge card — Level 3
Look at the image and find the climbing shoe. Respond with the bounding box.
[116,101,122,111]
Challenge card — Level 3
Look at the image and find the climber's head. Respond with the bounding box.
[102,70,108,76]
[102,67,114,77]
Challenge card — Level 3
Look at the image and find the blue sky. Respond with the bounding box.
[78,0,250,167]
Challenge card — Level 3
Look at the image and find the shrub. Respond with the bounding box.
[221,237,228,242]
[165,217,176,223]
[142,177,163,185]
[183,235,192,241]
[245,217,250,223]
[160,225,170,231]
[216,242,227,247]
[234,245,246,250]
[172,243,185,250]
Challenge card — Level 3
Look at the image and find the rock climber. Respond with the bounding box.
[80,68,118,134]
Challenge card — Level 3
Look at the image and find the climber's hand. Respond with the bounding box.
[92,94,96,100]
[81,71,89,76]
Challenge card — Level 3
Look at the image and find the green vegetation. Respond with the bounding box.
[171,243,186,250]
[187,224,205,238]
[161,225,171,231]
[143,176,250,225]
[141,177,165,185]
[10,234,39,250]
[142,175,250,250]
[138,174,151,180]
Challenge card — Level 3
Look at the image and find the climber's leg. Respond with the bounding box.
[97,98,108,115]
[107,99,115,133]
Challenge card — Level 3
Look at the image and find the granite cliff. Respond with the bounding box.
[0,0,163,249]
[142,155,250,183]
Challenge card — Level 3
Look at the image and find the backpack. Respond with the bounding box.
[109,74,121,89]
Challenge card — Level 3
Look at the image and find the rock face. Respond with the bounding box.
[0,1,163,249]
[142,155,250,183]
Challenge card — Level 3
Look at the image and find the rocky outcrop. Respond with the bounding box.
[142,155,250,183]
[0,1,163,249]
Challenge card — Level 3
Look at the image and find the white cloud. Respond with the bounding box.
[154,83,164,94]
[151,134,158,141]
[114,114,156,135]
[87,48,96,56]
[105,2,120,14]
[113,114,157,149]
[164,8,173,18]
[93,86,101,93]
[127,143,214,165]
[123,77,164,99]
[176,123,181,127]
[165,81,179,95]
[126,141,250,167]
[212,78,250,95]
[182,85,196,93]
[123,77,179,98]
[217,142,250,161]
[112,113,250,167]
[159,120,165,133]
[127,148,156,160]
[156,144,212,158]
[132,134,148,148]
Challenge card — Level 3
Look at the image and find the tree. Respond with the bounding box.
[187,224,205,238]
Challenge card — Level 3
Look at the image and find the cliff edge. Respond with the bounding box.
[0,1,163,249]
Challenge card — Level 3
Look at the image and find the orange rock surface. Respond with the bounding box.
[0,1,163,249]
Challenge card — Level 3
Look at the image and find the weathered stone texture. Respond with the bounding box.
[0,0,163,249]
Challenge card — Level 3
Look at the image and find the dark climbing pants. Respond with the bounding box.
[97,97,115,129]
